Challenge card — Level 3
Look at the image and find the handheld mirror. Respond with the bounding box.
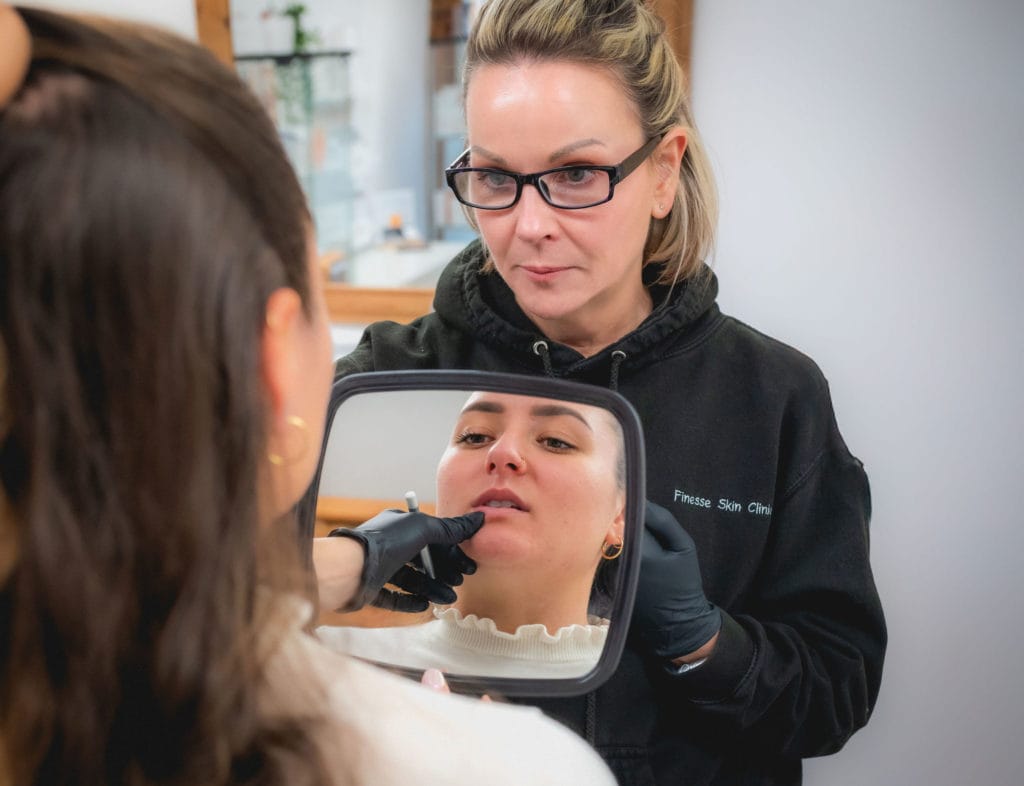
[298,370,645,697]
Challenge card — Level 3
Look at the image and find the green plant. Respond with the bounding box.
[281,3,318,54]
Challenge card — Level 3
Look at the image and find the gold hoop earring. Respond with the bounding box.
[268,415,309,466]
[601,540,623,561]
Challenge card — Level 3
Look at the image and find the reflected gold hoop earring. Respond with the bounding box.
[601,540,623,561]
[268,415,309,466]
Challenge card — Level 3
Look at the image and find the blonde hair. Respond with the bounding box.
[463,0,717,286]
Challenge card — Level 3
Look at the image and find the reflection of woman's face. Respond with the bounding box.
[435,393,625,578]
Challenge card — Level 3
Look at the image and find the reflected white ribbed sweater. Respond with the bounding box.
[317,607,608,678]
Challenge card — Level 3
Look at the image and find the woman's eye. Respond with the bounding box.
[476,171,515,191]
[552,167,597,187]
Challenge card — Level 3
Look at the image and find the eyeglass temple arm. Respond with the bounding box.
[614,134,665,182]
[447,148,472,169]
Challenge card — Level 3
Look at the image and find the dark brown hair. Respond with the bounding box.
[0,8,340,785]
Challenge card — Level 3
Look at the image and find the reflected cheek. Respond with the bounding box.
[434,455,469,516]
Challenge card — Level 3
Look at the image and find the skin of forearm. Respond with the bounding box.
[671,631,720,666]
[311,536,366,611]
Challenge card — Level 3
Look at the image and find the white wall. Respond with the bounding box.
[319,389,470,502]
[690,2,1024,784]
[18,0,195,37]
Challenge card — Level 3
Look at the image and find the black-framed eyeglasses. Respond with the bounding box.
[444,135,664,211]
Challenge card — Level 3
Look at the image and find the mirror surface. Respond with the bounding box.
[305,371,644,696]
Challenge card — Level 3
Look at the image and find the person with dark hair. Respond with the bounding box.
[0,6,616,785]
[324,0,887,783]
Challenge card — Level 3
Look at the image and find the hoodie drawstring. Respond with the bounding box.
[532,340,554,377]
[609,350,627,391]
[533,340,627,390]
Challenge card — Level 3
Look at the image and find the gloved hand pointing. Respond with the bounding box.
[631,501,721,661]
[329,509,484,613]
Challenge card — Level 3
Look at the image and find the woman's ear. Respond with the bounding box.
[0,5,31,108]
[652,127,687,218]
[262,287,315,509]
[261,287,304,421]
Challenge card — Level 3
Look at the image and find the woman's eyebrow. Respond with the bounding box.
[468,145,507,166]
[529,404,593,431]
[468,138,606,168]
[547,138,605,163]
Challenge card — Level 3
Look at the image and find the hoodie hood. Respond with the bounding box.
[433,239,721,384]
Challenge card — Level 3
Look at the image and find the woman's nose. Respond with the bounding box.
[512,184,557,242]
[487,436,526,474]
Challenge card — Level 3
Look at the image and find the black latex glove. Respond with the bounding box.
[328,509,484,613]
[630,501,721,661]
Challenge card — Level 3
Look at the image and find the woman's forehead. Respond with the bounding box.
[459,392,619,439]
[464,60,641,140]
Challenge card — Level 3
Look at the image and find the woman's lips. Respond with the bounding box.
[520,265,571,281]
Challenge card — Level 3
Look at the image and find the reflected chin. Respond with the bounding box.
[462,528,533,565]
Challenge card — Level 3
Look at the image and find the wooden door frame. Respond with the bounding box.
[650,0,694,81]
[194,0,233,66]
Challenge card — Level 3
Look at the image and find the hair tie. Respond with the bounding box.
[0,5,32,109]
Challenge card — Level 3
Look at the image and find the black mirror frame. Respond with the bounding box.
[297,369,646,698]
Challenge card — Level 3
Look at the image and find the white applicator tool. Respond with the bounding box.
[405,490,436,579]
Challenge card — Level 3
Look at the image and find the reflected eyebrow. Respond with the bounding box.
[458,400,593,431]
[469,138,607,169]
[530,404,593,431]
[460,400,504,415]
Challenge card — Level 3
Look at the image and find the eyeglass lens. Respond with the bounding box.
[451,167,613,209]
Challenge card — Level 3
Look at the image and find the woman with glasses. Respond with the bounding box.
[327,1,886,783]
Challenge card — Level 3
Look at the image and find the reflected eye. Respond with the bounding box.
[539,436,576,452]
[454,430,493,447]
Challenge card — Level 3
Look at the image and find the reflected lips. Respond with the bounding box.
[471,488,529,513]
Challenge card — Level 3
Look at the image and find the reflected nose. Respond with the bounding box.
[487,436,526,474]
[512,183,557,242]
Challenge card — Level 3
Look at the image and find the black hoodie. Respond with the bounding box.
[336,240,886,785]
